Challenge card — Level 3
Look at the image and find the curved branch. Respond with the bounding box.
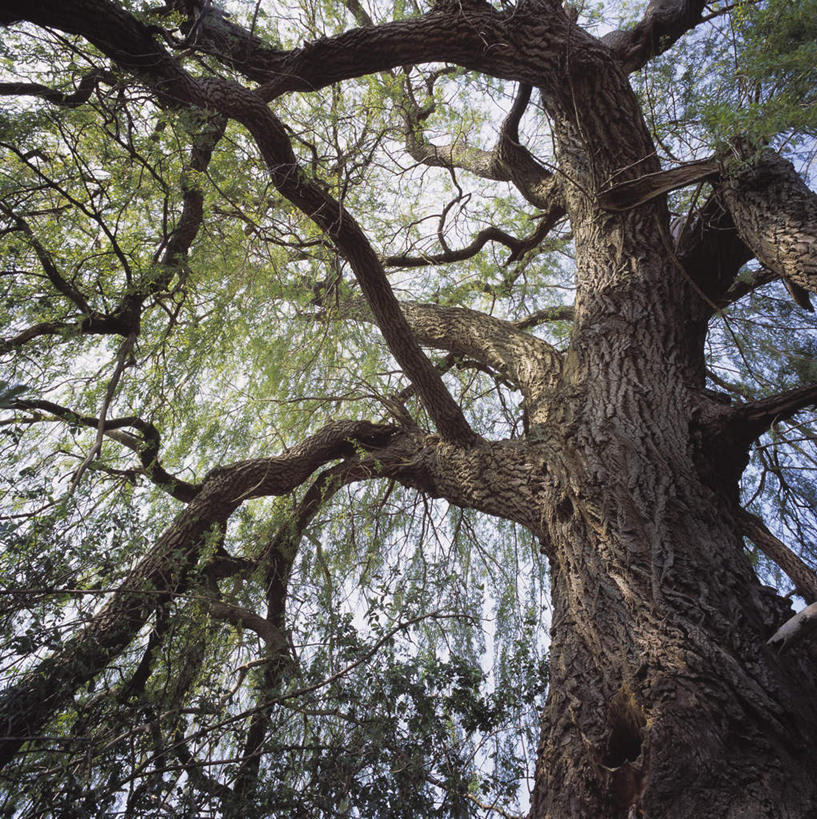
[203,597,287,649]
[0,69,114,107]
[403,79,565,212]
[1,0,561,100]
[0,320,73,353]
[10,398,199,502]
[232,460,371,803]
[152,112,226,292]
[2,0,479,445]
[384,218,556,268]
[213,89,478,446]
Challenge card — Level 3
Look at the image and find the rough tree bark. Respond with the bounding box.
[2,0,817,816]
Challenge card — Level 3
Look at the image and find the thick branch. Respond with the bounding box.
[401,302,560,411]
[211,89,478,446]
[602,0,708,73]
[729,384,817,443]
[719,150,817,301]
[347,298,561,419]
[0,0,560,100]
[738,510,817,603]
[675,192,755,310]
[694,384,817,486]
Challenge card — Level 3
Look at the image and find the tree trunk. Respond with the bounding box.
[529,401,817,817]
[524,27,817,815]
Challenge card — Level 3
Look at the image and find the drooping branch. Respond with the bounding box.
[719,150,817,302]
[214,89,479,447]
[738,510,817,603]
[0,108,225,346]
[70,331,137,490]
[0,205,93,315]
[2,0,481,445]
[0,420,397,770]
[232,460,371,805]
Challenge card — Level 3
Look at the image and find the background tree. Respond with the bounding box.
[1,0,816,816]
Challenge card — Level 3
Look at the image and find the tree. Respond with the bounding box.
[1,0,817,814]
